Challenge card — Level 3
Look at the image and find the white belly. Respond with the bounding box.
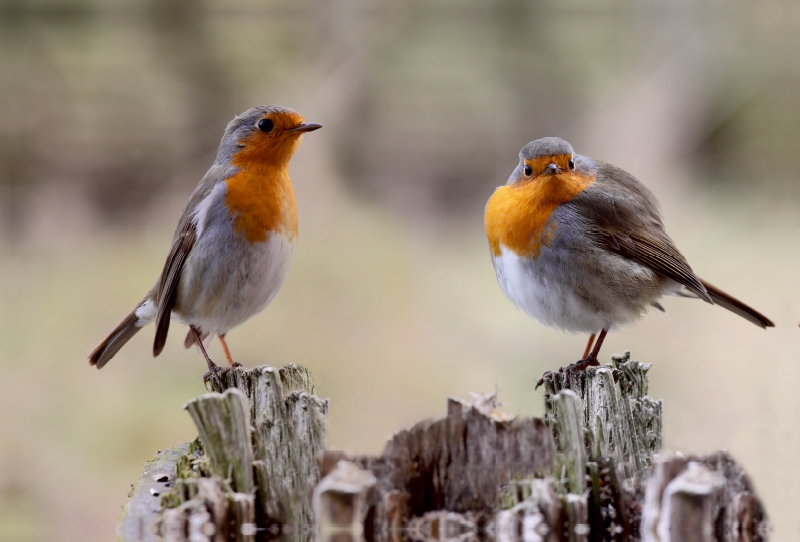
[177,230,296,337]
[491,244,654,334]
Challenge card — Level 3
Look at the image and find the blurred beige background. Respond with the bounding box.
[1,0,799,540]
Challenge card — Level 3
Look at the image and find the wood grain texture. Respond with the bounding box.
[119,356,768,542]
[118,364,327,542]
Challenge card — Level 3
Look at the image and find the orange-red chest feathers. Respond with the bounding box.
[223,136,301,244]
[485,171,594,258]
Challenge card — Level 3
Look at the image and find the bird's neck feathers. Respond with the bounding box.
[485,171,594,258]
[222,138,300,244]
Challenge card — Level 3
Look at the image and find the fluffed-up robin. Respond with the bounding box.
[88,105,321,381]
[484,137,773,382]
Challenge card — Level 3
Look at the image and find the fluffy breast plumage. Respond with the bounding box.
[174,181,297,336]
[490,203,664,333]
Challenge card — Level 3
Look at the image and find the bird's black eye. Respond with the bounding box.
[257,118,274,133]
[523,164,532,177]
[568,158,575,170]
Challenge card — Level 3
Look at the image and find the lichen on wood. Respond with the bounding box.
[159,477,255,542]
[543,352,663,486]
[120,354,769,541]
[118,443,190,542]
[184,388,254,495]
[550,389,587,495]
[118,364,327,542]
[496,479,563,542]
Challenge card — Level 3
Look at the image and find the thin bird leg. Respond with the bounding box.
[193,326,223,382]
[219,334,233,366]
[192,327,217,371]
[218,334,242,368]
[585,328,608,362]
[582,334,597,360]
[558,329,608,390]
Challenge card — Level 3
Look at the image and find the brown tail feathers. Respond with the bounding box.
[700,279,774,329]
[88,308,143,369]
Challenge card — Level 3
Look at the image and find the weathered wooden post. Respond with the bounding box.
[119,364,327,542]
[118,353,768,541]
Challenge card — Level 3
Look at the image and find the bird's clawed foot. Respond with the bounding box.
[203,361,230,391]
[536,329,608,390]
[561,356,601,389]
[568,356,601,374]
[202,361,245,391]
[535,356,601,390]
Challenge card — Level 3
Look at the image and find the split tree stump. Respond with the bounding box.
[119,353,768,542]
[119,365,327,542]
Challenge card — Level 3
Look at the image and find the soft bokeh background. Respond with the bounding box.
[2,0,800,540]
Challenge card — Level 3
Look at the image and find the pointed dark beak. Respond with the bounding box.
[288,123,323,133]
[545,163,562,175]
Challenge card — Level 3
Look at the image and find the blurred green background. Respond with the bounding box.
[2,0,800,540]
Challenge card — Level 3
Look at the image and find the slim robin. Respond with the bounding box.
[484,137,773,383]
[88,105,321,381]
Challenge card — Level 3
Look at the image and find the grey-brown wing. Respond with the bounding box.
[150,164,229,355]
[153,221,197,356]
[573,160,711,303]
[597,229,711,302]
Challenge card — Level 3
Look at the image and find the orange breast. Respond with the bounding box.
[223,160,298,244]
[484,172,594,258]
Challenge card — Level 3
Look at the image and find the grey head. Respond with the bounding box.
[214,104,322,166]
[507,137,577,184]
